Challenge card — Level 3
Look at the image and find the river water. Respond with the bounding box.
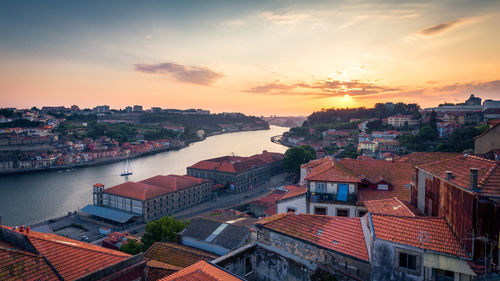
[0,126,288,226]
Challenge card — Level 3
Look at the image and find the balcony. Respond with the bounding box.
[306,192,357,205]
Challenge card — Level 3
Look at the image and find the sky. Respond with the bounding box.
[1,0,499,116]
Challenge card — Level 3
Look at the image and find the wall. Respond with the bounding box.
[276,196,307,214]
[474,124,500,154]
[371,239,423,281]
[257,227,371,280]
[309,202,358,217]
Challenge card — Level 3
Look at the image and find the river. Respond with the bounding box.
[0,126,288,226]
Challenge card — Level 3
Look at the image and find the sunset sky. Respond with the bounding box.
[1,0,499,115]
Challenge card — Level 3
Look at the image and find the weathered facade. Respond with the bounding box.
[474,123,500,154]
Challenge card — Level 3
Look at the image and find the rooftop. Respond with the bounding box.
[256,213,369,262]
[158,260,243,281]
[189,151,284,173]
[277,185,307,202]
[364,198,421,217]
[396,152,462,167]
[417,154,500,197]
[0,225,132,281]
[145,242,218,269]
[370,214,469,258]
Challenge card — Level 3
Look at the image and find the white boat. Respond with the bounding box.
[120,159,133,176]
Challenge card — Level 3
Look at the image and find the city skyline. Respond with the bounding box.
[1,0,500,115]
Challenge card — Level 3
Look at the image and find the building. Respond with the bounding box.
[144,242,217,280]
[363,214,475,280]
[179,212,257,256]
[158,260,243,281]
[414,154,500,275]
[0,225,146,280]
[388,115,419,127]
[187,151,284,193]
[357,141,378,153]
[83,175,212,224]
[436,122,459,138]
[93,105,110,113]
[151,107,162,112]
[102,231,140,250]
[133,105,143,112]
[280,158,414,218]
[244,213,370,280]
[484,108,500,121]
[474,123,500,154]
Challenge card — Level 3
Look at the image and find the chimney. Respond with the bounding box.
[470,168,478,191]
[445,171,453,180]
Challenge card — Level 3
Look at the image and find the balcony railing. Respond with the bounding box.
[306,192,357,204]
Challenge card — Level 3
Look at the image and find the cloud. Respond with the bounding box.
[259,11,312,25]
[134,62,224,86]
[243,78,500,102]
[417,18,470,36]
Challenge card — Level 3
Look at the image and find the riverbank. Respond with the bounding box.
[0,127,268,175]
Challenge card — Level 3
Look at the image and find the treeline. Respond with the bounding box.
[303,102,420,127]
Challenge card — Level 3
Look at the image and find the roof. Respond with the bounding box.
[306,162,361,183]
[145,242,218,269]
[189,151,284,174]
[249,190,286,208]
[104,174,209,201]
[104,181,171,201]
[339,159,414,202]
[256,213,369,262]
[0,241,59,281]
[140,175,209,193]
[0,225,131,281]
[396,152,462,167]
[277,185,307,202]
[158,260,243,281]
[180,216,255,252]
[370,214,469,258]
[364,198,421,217]
[81,204,137,223]
[417,154,500,197]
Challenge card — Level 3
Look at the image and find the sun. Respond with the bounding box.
[344,94,350,97]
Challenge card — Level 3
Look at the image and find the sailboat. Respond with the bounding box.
[120,159,133,176]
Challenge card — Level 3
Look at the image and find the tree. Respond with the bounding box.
[418,125,438,141]
[283,145,315,178]
[435,126,486,152]
[429,110,437,131]
[119,239,143,255]
[141,216,190,250]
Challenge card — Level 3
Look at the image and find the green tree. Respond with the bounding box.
[435,126,486,152]
[283,145,315,178]
[141,216,190,250]
[418,125,438,140]
[119,239,143,255]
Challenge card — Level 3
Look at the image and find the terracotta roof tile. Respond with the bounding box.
[140,175,209,193]
[277,185,307,201]
[257,213,369,261]
[158,260,243,281]
[145,242,217,269]
[371,214,469,258]
[395,152,461,167]
[0,242,59,281]
[105,181,171,201]
[0,226,131,281]
[306,162,361,183]
[364,198,422,217]
[417,154,500,197]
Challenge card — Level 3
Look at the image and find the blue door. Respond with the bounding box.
[337,184,348,201]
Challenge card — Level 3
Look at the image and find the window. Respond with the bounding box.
[245,256,252,275]
[316,182,327,193]
[399,252,417,270]
[314,207,327,215]
[378,184,389,190]
[336,209,350,217]
[287,207,296,213]
[358,210,367,217]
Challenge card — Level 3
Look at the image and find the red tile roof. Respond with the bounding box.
[158,260,243,281]
[256,213,369,261]
[140,175,209,192]
[105,174,209,201]
[277,185,307,201]
[189,152,284,174]
[371,214,469,258]
[364,198,421,217]
[417,154,500,197]
[105,181,172,201]
[0,241,59,281]
[395,152,461,167]
[339,159,414,202]
[306,162,361,183]
[1,225,131,281]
